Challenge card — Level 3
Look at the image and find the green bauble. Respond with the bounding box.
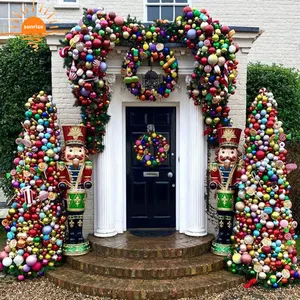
[152,160,158,166]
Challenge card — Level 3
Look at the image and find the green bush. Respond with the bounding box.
[247,63,300,141]
[0,37,51,199]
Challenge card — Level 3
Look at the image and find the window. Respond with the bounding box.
[146,0,189,22]
[0,2,36,34]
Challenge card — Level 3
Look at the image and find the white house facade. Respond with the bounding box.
[1,0,298,239]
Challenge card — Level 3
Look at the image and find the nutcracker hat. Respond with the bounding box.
[62,125,87,146]
[217,127,242,148]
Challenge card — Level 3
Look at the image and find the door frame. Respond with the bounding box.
[122,102,179,230]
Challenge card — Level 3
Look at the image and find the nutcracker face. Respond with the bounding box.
[65,145,85,165]
[218,147,238,167]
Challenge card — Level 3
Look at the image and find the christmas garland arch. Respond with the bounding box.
[60,7,239,153]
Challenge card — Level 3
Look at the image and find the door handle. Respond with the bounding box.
[167,172,173,178]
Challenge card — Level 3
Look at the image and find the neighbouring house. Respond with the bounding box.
[0,0,298,239]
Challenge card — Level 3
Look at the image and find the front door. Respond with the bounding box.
[126,107,176,229]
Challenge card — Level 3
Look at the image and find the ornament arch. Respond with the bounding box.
[60,6,239,153]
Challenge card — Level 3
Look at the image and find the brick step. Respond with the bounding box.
[47,266,244,300]
[66,252,225,279]
[89,232,214,259]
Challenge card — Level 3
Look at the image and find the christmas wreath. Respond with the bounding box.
[134,131,169,166]
[122,43,178,101]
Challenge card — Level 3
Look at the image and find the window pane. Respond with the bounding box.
[175,6,185,17]
[10,21,21,33]
[175,0,188,3]
[25,4,36,18]
[10,4,22,19]
[148,0,159,3]
[0,4,8,18]
[0,20,8,33]
[161,6,173,20]
[147,6,159,21]
[162,0,174,2]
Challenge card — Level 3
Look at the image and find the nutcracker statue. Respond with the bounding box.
[210,127,242,256]
[57,125,92,256]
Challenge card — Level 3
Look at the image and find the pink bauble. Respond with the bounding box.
[241,253,252,265]
[158,147,164,153]
[240,244,247,252]
[280,220,288,228]
[114,16,124,26]
[0,262,3,271]
[42,259,48,266]
[13,158,20,165]
[26,255,37,267]
[0,251,8,261]
[32,262,42,272]
[65,33,73,40]
[266,221,274,229]
[135,140,141,146]
[18,275,25,281]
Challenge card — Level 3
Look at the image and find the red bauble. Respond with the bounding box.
[92,38,102,48]
[256,150,265,160]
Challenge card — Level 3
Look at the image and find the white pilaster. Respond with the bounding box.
[94,105,118,237]
[184,100,207,237]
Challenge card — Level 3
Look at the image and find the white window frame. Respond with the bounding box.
[144,0,191,22]
[0,1,37,36]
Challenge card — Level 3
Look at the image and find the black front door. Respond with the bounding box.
[126,107,176,229]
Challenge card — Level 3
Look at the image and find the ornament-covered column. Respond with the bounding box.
[185,100,207,237]
[94,115,117,237]
[227,88,299,288]
[0,92,64,280]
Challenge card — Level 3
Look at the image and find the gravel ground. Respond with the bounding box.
[0,277,299,300]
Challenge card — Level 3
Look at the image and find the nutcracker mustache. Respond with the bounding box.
[72,157,80,169]
[224,159,231,170]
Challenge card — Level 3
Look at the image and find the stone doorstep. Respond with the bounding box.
[66,252,225,279]
[47,266,244,300]
[88,233,215,260]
